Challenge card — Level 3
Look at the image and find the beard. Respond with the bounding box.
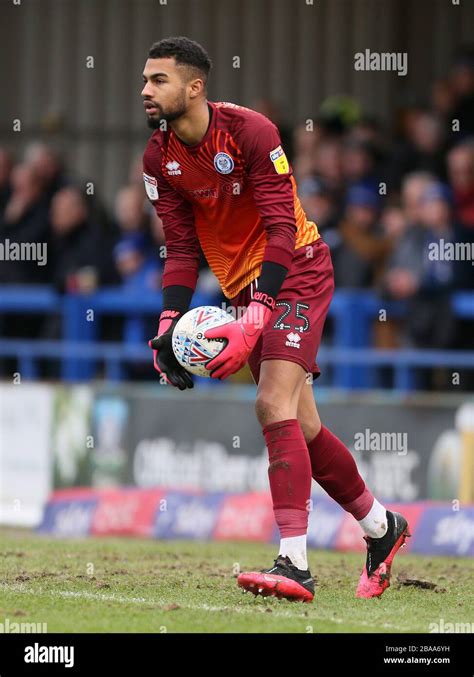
[146,92,187,129]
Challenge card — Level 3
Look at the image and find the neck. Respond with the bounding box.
[170,99,210,145]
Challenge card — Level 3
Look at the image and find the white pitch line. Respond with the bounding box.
[1,583,309,620]
[0,582,414,630]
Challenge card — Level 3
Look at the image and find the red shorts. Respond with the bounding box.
[230,238,334,383]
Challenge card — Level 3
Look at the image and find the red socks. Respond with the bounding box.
[263,419,312,537]
[263,420,374,533]
[307,425,374,520]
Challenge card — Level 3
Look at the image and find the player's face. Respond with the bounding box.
[142,58,189,128]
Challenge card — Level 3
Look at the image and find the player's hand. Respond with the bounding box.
[149,310,194,390]
[204,301,273,379]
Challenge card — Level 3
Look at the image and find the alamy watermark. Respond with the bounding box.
[354,49,408,77]
[0,239,47,266]
[24,643,74,669]
[354,428,408,456]
[220,302,268,328]
[429,618,473,633]
[0,617,47,633]
[428,239,474,265]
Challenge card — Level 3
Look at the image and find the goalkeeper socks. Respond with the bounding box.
[263,419,312,543]
[307,425,373,519]
[279,534,308,570]
[357,498,388,538]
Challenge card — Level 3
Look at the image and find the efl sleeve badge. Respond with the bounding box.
[143,173,159,200]
[269,145,289,174]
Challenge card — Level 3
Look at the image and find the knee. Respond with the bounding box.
[255,391,292,428]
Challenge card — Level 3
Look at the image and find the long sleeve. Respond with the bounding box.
[143,140,200,290]
[236,117,297,270]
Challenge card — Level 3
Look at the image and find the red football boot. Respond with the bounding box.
[238,555,314,603]
[356,510,411,599]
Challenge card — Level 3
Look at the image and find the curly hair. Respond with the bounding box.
[148,36,212,84]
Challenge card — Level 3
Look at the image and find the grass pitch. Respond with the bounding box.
[0,527,472,633]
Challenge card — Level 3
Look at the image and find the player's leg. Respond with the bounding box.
[237,358,315,602]
[298,382,374,519]
[238,239,330,602]
[256,358,311,569]
[297,383,411,598]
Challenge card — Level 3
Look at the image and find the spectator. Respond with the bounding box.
[49,187,116,293]
[400,171,437,226]
[387,109,446,190]
[431,77,456,128]
[298,176,340,249]
[371,204,409,353]
[114,184,149,234]
[447,140,474,228]
[380,171,438,310]
[0,162,51,365]
[313,139,344,194]
[332,186,391,288]
[292,121,323,180]
[342,139,380,195]
[379,205,407,242]
[348,117,388,179]
[449,49,474,138]
[384,182,473,349]
[0,163,50,284]
[113,232,160,292]
[0,148,13,215]
[24,143,69,205]
[349,116,384,147]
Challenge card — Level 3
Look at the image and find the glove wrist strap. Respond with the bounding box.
[158,309,182,337]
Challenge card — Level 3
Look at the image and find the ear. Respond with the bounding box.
[189,78,205,99]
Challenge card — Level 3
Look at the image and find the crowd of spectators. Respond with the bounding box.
[0,50,473,385]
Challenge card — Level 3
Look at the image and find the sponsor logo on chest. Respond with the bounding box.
[165,160,182,176]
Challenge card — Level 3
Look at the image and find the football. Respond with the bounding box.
[172,305,234,377]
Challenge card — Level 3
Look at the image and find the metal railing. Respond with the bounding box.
[0,286,473,390]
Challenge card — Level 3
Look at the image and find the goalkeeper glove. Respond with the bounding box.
[204,297,274,379]
[148,309,194,390]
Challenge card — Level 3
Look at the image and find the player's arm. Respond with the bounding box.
[241,117,297,303]
[205,119,297,379]
[143,152,200,389]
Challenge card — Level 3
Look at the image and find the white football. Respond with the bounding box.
[172,306,234,377]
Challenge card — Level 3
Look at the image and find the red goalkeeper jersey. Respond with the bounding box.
[143,101,319,299]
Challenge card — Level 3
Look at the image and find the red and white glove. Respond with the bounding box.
[204,300,273,379]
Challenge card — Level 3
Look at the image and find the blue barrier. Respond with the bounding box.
[329,290,474,388]
[0,285,473,389]
[1,339,474,392]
